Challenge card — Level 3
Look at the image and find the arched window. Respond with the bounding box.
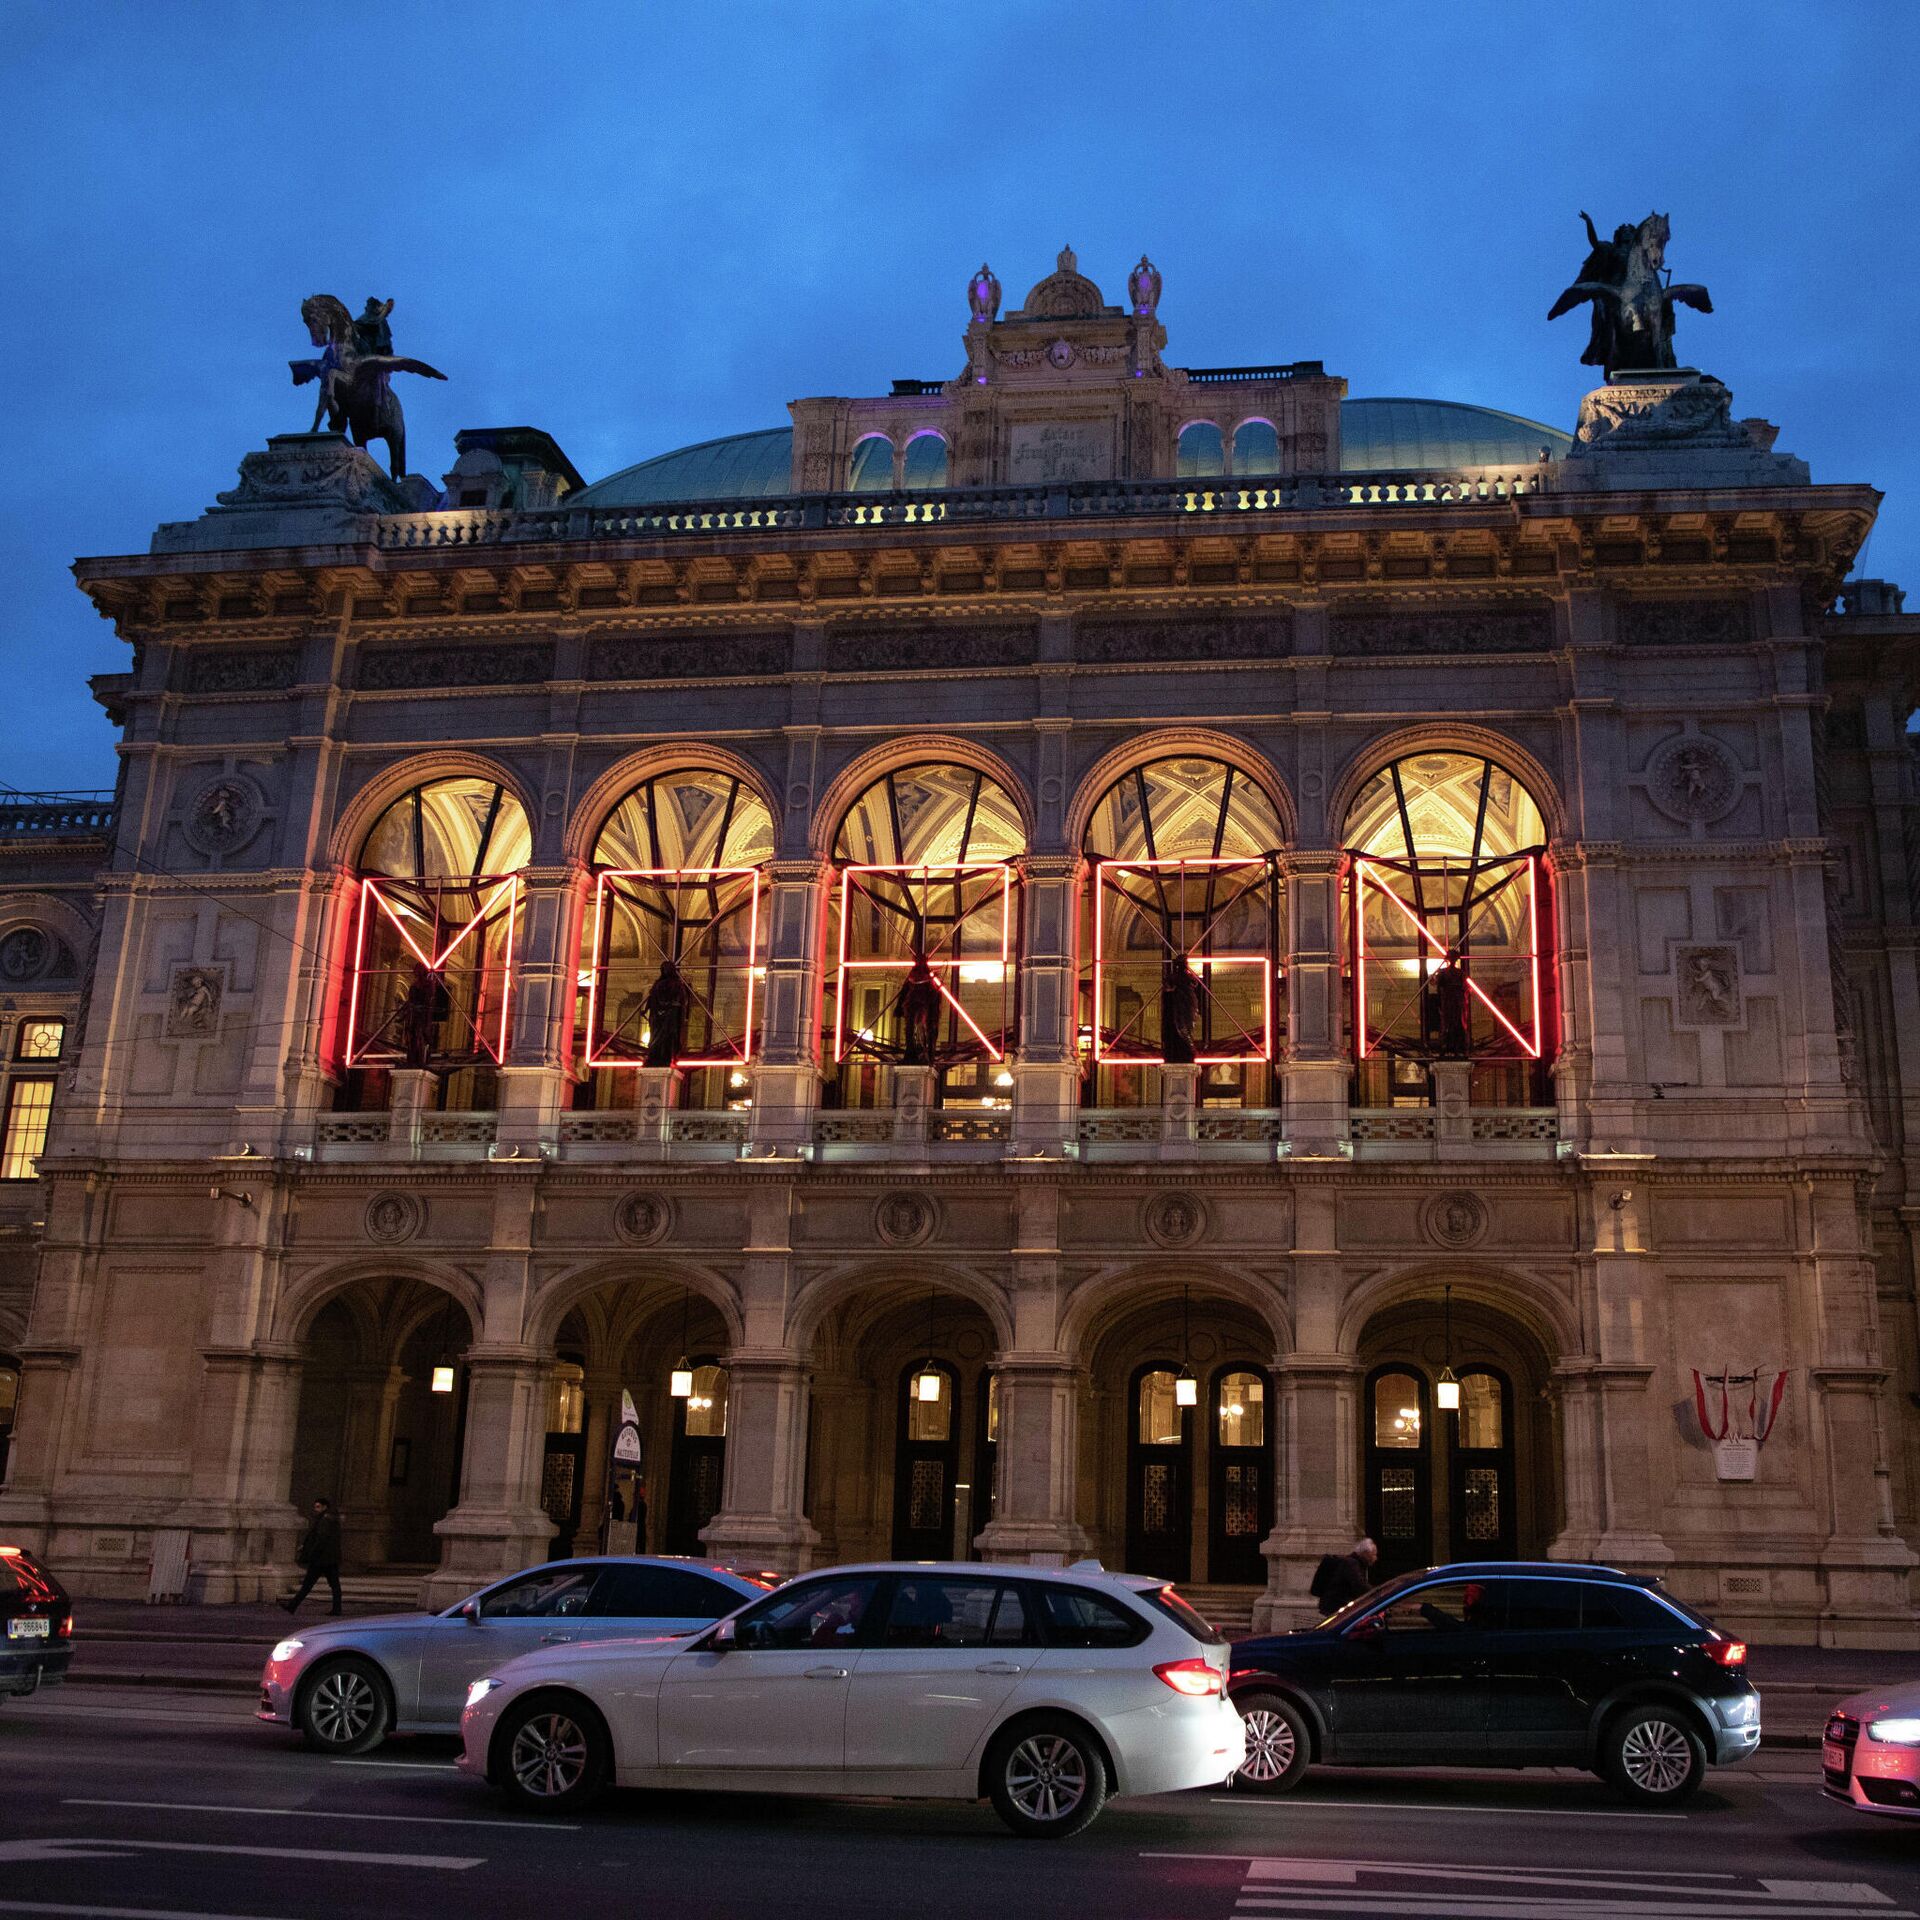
[902,432,949,489]
[847,434,896,492]
[1176,422,1225,479]
[825,763,1025,1111]
[1233,419,1279,476]
[340,777,532,1108]
[578,769,775,1113]
[1343,750,1551,1107]
[1080,756,1285,1108]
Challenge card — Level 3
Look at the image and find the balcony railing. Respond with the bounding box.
[1349,1107,1560,1158]
[372,464,1547,554]
[0,793,118,839]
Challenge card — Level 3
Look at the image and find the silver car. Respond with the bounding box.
[260,1556,769,1754]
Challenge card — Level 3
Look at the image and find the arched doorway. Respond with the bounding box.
[1356,1290,1554,1579]
[666,1358,730,1553]
[0,1351,19,1484]
[803,1280,1000,1564]
[1081,1282,1278,1587]
[288,1278,476,1574]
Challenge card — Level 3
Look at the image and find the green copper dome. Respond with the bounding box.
[569,399,1572,508]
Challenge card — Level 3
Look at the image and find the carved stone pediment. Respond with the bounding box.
[215,433,411,513]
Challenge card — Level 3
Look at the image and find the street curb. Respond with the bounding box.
[66,1670,258,1695]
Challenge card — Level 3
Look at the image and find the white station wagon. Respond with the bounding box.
[457,1560,1244,1837]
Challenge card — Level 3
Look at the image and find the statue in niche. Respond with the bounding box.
[643,958,692,1068]
[1428,951,1471,1058]
[1548,211,1713,378]
[899,951,942,1067]
[291,295,447,479]
[967,264,1001,325]
[1160,957,1199,1065]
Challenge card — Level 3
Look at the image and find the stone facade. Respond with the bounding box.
[4,256,1919,1644]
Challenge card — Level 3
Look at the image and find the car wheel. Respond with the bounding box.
[495,1693,611,1815]
[1231,1691,1311,1794]
[986,1714,1109,1839]
[1603,1705,1705,1805]
[298,1657,391,1756]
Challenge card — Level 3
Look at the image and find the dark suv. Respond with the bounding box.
[0,1546,72,1701]
[1228,1561,1758,1805]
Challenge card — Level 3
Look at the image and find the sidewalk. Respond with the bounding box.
[61,1599,1920,1745]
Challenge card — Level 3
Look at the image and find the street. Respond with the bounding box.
[2,1683,1915,1920]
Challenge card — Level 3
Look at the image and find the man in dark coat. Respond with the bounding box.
[285,1497,344,1616]
[1308,1536,1378,1614]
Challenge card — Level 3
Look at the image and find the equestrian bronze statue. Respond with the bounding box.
[290,295,447,479]
[1548,212,1713,379]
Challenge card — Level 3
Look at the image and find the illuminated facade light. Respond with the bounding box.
[1174,1369,1199,1408]
[430,1364,455,1395]
[670,1361,694,1400]
[916,1366,944,1403]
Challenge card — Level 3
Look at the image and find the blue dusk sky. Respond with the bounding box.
[3,2,1915,791]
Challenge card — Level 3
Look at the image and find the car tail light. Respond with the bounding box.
[58,1614,73,1639]
[1703,1636,1748,1668]
[1154,1658,1223,1697]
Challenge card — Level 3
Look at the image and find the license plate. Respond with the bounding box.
[6,1617,48,1640]
[1823,1741,1848,1776]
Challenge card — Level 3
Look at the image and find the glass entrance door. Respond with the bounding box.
[1448,1368,1516,1560]
[1209,1368,1270,1584]
[892,1362,959,1558]
[1127,1366,1191,1581]
[666,1361,728,1553]
[1365,1366,1432,1579]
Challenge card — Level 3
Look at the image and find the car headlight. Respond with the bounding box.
[1867,1716,1920,1746]
[270,1638,303,1664]
[465,1677,499,1709]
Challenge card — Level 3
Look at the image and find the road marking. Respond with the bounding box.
[1207,1795,1687,1821]
[1231,1903,1907,1919]
[1146,1855,1735,1879]
[0,1903,290,1920]
[64,1798,574,1833]
[326,1757,458,1770]
[0,1838,480,1871]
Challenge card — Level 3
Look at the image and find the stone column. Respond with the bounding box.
[388,1069,436,1153]
[496,861,589,1154]
[1432,1059,1473,1150]
[975,1355,1091,1565]
[422,1349,556,1608]
[749,859,830,1153]
[1161,1064,1200,1151]
[1012,855,1084,1153]
[636,1065,684,1151]
[1254,1353,1360,1630]
[1812,1367,1919,1646]
[700,1350,819,1572]
[1280,852,1349,1156]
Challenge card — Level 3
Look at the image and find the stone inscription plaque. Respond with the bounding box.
[1007,421,1112,484]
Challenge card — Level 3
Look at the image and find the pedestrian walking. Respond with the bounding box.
[1308,1535,1378,1614]
[285,1497,344,1616]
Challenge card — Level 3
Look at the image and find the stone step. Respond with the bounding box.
[1178,1584,1263,1633]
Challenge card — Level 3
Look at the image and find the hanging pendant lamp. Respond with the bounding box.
[1436,1283,1461,1412]
[1175,1283,1199,1407]
[670,1287,694,1399]
[915,1287,943,1403]
[430,1294,457,1394]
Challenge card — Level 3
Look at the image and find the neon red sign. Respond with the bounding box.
[343,875,520,1067]
[1351,854,1541,1060]
[1090,857,1275,1065]
[583,867,762,1069]
[831,862,1014,1064]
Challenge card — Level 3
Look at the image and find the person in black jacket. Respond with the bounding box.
[285,1498,344,1616]
[1308,1536,1378,1614]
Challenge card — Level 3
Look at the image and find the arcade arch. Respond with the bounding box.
[573,766,777,1114]
[823,762,1027,1112]
[334,776,533,1113]
[1342,749,1553,1109]
[1080,754,1287,1109]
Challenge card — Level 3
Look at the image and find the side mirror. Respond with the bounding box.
[708,1617,736,1652]
[1344,1614,1383,1642]
[461,1600,481,1627]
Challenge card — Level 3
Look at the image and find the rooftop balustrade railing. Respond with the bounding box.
[370,463,1547,554]
[0,793,119,838]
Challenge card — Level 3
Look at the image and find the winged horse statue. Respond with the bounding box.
[290,295,446,479]
[1548,212,1713,379]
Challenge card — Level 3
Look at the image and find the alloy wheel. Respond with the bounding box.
[1004,1734,1088,1824]
[1237,1707,1298,1784]
[308,1669,376,1746]
[510,1712,591,1800]
[1620,1718,1693,1795]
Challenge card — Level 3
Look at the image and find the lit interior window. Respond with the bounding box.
[0,1079,54,1180]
